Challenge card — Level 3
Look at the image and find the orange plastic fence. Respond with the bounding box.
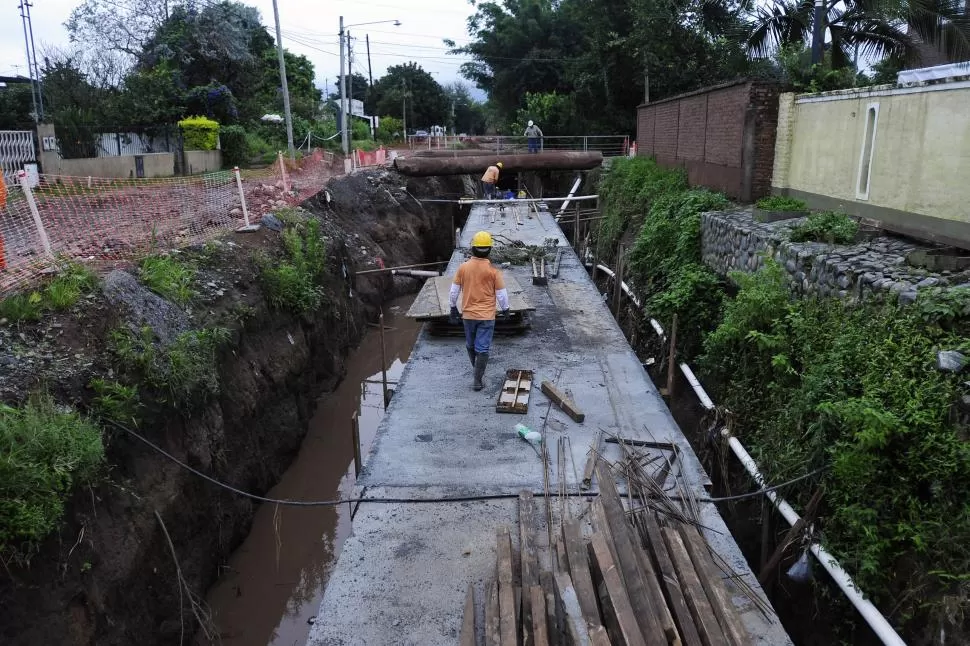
[0,149,339,294]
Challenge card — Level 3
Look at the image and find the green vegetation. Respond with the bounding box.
[790,211,859,244]
[701,269,970,630]
[0,394,104,563]
[0,262,99,323]
[259,219,327,314]
[89,379,141,426]
[111,326,230,410]
[755,195,808,212]
[138,254,196,306]
[596,157,728,357]
[178,116,221,151]
[595,155,970,637]
[219,124,248,167]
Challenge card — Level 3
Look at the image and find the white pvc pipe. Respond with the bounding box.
[649,318,666,341]
[556,176,583,220]
[679,363,714,411]
[391,269,440,278]
[595,263,641,308]
[722,430,906,646]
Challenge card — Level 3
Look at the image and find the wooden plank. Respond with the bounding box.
[589,626,613,646]
[661,527,726,646]
[627,522,681,646]
[562,520,602,630]
[593,461,667,646]
[521,492,539,646]
[554,572,592,646]
[496,526,518,646]
[581,430,604,490]
[540,571,562,646]
[407,275,536,319]
[678,525,748,646]
[461,584,477,646]
[486,580,501,646]
[641,514,703,646]
[540,381,585,423]
[531,585,550,646]
[589,532,647,646]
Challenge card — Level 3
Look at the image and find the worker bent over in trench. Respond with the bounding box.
[449,231,510,391]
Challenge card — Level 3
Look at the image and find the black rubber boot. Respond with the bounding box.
[466,347,477,367]
[473,352,489,391]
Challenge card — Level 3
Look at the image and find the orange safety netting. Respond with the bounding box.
[0,149,340,294]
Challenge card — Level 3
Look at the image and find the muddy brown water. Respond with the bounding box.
[202,296,422,646]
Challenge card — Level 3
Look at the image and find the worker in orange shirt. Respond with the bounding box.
[449,231,510,390]
[481,161,503,200]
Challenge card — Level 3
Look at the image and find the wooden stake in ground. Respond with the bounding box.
[665,314,678,398]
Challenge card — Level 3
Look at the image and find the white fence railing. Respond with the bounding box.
[406,134,630,157]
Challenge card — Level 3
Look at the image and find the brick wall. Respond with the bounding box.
[636,80,782,202]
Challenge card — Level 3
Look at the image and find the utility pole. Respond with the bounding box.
[366,35,374,86]
[24,0,43,121]
[811,0,825,65]
[18,0,38,123]
[339,16,349,156]
[271,0,296,161]
[401,78,407,138]
[348,33,354,153]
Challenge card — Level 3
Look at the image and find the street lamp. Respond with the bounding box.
[339,17,401,157]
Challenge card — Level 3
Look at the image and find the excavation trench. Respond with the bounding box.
[201,297,422,645]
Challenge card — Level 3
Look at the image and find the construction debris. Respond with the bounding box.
[497,369,534,414]
[540,381,585,423]
[470,444,761,646]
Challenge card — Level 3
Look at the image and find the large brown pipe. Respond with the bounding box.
[393,151,604,176]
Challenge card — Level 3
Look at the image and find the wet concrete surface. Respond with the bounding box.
[202,297,422,646]
[309,204,793,645]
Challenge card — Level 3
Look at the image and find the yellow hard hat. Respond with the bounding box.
[496,161,504,168]
[472,231,493,248]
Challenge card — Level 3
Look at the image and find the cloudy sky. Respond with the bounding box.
[0,0,484,96]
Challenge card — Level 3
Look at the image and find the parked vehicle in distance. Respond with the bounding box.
[414,130,429,137]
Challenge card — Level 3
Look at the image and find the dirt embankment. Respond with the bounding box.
[0,169,467,646]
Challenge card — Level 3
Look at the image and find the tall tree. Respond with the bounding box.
[746,0,970,68]
[331,73,370,103]
[66,0,181,62]
[444,82,486,134]
[366,63,450,131]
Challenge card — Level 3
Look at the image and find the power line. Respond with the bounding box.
[107,419,827,509]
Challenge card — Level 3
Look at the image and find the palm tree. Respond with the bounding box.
[746,0,970,68]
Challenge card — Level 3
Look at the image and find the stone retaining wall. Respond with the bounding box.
[701,207,967,303]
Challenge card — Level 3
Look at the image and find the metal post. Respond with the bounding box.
[811,0,825,65]
[339,16,349,156]
[18,170,51,258]
[366,34,373,86]
[271,0,296,161]
[351,411,361,477]
[18,0,38,122]
[666,314,678,398]
[380,309,389,409]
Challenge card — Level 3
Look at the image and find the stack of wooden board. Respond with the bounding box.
[460,459,759,646]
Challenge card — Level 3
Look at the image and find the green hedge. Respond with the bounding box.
[178,116,220,151]
[220,124,248,167]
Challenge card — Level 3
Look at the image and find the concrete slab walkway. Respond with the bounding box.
[307,202,792,645]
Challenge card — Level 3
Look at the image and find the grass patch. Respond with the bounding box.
[0,262,99,324]
[260,218,327,314]
[790,211,858,244]
[139,254,196,306]
[88,379,141,427]
[111,326,230,410]
[0,394,104,563]
[755,195,807,211]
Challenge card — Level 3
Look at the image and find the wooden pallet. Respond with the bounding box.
[406,275,534,321]
[496,369,533,414]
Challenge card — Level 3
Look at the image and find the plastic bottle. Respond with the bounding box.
[515,423,542,445]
